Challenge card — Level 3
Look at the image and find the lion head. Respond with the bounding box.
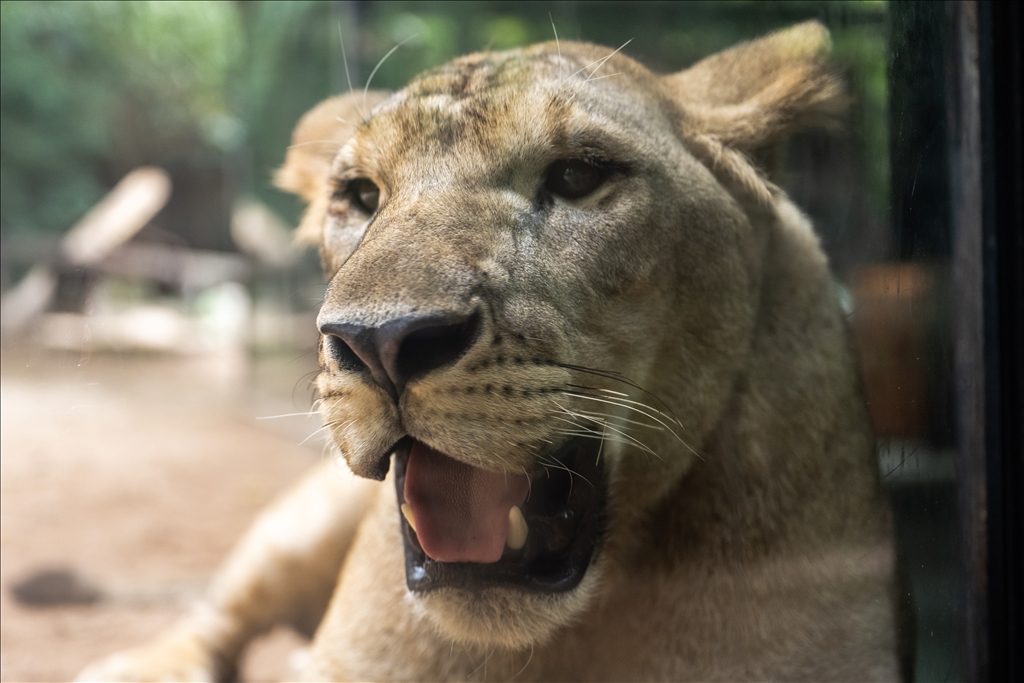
[276,21,855,649]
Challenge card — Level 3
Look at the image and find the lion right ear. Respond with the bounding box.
[662,21,847,202]
[275,91,390,245]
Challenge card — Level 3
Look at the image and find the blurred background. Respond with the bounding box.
[0,2,960,681]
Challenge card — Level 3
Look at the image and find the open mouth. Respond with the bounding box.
[392,436,607,593]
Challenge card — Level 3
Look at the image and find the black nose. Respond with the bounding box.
[320,312,480,400]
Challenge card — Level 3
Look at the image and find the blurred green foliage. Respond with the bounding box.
[0,1,348,240]
[0,1,888,250]
[1,1,243,237]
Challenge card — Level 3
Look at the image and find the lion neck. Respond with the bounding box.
[630,198,884,570]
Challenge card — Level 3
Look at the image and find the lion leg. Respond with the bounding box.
[76,460,378,682]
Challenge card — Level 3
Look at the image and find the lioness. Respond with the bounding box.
[79,22,900,681]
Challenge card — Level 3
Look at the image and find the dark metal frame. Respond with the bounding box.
[950,2,1022,681]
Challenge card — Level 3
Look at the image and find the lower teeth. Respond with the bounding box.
[401,503,417,532]
[506,505,528,550]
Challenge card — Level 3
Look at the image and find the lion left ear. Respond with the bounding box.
[663,21,847,201]
[275,91,390,245]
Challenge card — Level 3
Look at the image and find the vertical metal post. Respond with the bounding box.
[947,2,986,681]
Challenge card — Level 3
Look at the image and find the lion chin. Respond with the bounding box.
[414,575,600,650]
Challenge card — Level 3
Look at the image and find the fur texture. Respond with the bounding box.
[78,22,898,682]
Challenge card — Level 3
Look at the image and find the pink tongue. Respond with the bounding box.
[404,441,529,563]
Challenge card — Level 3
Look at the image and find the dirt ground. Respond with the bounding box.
[1,345,327,682]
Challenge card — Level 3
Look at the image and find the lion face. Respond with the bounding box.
[275,24,845,649]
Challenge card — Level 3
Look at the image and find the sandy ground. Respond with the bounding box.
[1,346,327,682]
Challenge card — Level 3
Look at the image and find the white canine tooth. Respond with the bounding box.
[507,505,528,550]
[401,503,417,532]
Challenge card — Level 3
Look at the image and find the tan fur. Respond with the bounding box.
[78,22,898,682]
[275,92,391,245]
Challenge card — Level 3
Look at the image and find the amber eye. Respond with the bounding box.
[350,178,380,214]
[544,160,605,200]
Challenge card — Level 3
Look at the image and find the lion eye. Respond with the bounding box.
[544,160,605,200]
[350,178,380,214]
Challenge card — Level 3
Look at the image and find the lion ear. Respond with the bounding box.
[275,91,390,245]
[663,21,847,200]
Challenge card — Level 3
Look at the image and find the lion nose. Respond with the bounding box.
[319,312,480,401]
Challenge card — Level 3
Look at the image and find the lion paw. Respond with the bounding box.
[75,627,233,683]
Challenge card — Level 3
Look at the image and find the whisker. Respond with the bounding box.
[592,387,628,397]
[589,421,661,459]
[297,424,330,447]
[468,645,495,678]
[552,428,659,460]
[557,359,671,398]
[287,138,346,150]
[325,420,348,439]
[519,464,534,502]
[551,427,594,435]
[535,454,591,492]
[510,643,535,681]
[292,369,321,407]
[568,408,667,431]
[552,412,656,437]
[551,406,659,455]
[551,417,661,460]
[583,39,632,83]
[560,38,633,107]
[560,40,630,88]
[564,384,683,429]
[255,411,319,420]
[585,72,622,83]
[562,387,674,423]
[337,22,356,96]
[364,36,416,119]
[560,391,703,460]
[556,363,681,421]
[299,418,350,447]
[549,12,562,80]
[551,426,603,437]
